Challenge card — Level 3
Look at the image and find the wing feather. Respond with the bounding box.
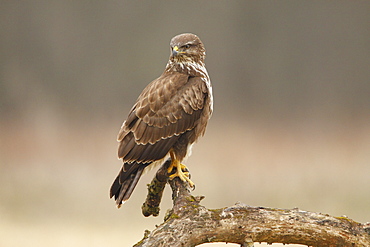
[117,73,207,165]
[133,120,147,141]
[118,133,135,159]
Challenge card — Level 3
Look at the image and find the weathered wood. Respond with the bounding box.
[135,165,370,247]
[141,160,170,217]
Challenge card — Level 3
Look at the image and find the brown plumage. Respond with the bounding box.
[110,33,213,208]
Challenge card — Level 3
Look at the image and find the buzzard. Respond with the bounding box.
[110,33,213,208]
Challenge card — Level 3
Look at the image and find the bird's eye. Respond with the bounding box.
[183,44,191,49]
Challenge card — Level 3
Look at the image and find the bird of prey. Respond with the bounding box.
[110,33,213,208]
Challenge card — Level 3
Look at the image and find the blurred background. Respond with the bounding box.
[1,1,369,246]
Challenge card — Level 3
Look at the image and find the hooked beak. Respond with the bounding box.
[172,46,183,57]
[172,46,179,56]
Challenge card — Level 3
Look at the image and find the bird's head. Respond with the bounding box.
[169,33,206,64]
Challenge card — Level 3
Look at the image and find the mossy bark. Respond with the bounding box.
[135,164,370,247]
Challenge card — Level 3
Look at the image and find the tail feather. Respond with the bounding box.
[110,163,146,208]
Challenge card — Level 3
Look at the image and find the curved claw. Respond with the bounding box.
[168,160,195,189]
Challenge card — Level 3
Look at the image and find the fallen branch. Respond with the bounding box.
[135,164,370,247]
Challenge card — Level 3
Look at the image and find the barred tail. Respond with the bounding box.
[110,162,146,208]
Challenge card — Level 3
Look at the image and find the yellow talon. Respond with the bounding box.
[167,157,195,188]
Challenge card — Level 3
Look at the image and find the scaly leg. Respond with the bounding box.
[167,151,195,188]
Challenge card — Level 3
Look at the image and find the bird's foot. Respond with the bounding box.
[168,161,195,189]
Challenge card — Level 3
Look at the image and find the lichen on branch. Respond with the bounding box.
[135,164,370,247]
